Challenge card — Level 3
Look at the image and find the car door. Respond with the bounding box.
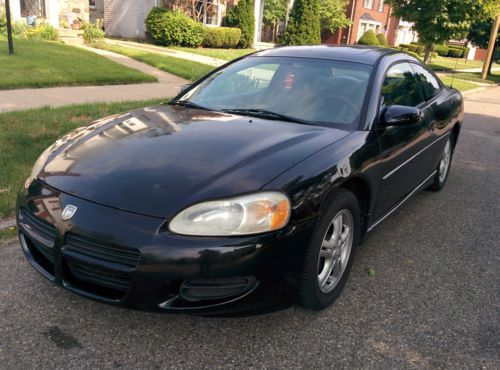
[410,63,452,166]
[373,62,436,220]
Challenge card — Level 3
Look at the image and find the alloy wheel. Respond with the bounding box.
[439,139,452,182]
[317,209,354,293]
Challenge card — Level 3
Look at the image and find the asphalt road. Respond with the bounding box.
[1,87,499,369]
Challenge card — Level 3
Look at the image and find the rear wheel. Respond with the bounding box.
[299,189,360,310]
[428,136,453,191]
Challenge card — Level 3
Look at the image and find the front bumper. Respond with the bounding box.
[16,180,314,314]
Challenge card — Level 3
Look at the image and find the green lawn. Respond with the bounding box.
[0,99,166,218]
[428,56,495,72]
[450,71,500,85]
[169,46,256,61]
[0,37,156,90]
[99,43,215,81]
[439,75,479,91]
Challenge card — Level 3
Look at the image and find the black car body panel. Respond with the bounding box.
[17,46,464,313]
[36,106,349,219]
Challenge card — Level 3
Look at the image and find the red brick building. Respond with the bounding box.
[323,0,399,46]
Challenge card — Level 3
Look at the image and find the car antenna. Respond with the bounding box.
[449,57,460,88]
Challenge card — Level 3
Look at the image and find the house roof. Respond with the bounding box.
[360,13,376,21]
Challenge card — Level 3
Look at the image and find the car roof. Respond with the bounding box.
[253,45,400,65]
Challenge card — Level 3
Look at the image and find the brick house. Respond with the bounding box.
[2,0,90,28]
[102,0,268,44]
[323,0,399,45]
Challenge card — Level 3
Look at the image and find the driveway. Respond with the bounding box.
[0,87,499,369]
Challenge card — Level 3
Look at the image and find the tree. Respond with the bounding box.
[468,16,500,75]
[385,0,500,63]
[319,0,351,33]
[282,0,321,46]
[263,0,288,42]
[225,0,255,48]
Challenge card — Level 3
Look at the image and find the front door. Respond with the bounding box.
[373,62,435,220]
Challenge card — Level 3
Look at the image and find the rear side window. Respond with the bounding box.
[411,64,441,101]
[381,63,424,107]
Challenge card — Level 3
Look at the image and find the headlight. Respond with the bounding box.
[24,145,52,188]
[169,192,291,236]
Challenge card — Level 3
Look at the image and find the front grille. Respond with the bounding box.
[62,234,140,301]
[65,234,140,270]
[19,208,57,277]
[67,260,131,291]
[19,208,57,247]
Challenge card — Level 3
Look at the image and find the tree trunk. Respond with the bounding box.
[487,39,498,76]
[423,44,432,64]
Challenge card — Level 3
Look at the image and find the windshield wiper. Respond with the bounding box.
[169,100,211,111]
[222,108,311,125]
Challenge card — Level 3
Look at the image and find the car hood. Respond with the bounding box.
[37,104,349,218]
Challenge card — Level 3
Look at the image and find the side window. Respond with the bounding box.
[381,63,424,107]
[411,64,441,101]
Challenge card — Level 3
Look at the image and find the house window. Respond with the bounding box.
[20,0,46,17]
[363,0,374,9]
[89,0,96,10]
[358,21,382,40]
[194,0,220,26]
[378,0,384,12]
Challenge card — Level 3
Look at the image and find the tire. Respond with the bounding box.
[428,136,453,191]
[298,188,361,310]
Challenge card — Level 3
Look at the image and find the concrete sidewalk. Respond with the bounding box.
[0,48,188,113]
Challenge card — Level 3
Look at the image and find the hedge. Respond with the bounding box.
[358,29,379,45]
[376,33,388,46]
[448,47,464,58]
[399,43,424,56]
[145,7,205,47]
[434,44,449,57]
[203,27,241,48]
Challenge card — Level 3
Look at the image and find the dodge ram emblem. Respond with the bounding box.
[62,205,78,220]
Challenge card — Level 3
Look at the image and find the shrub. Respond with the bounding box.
[0,8,6,34]
[376,33,388,46]
[203,27,241,48]
[145,7,205,47]
[434,44,449,56]
[358,29,379,45]
[26,22,59,41]
[82,23,105,46]
[225,0,255,48]
[281,0,321,46]
[447,47,464,58]
[12,20,29,37]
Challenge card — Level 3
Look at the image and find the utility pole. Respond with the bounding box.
[481,14,500,80]
[5,0,14,54]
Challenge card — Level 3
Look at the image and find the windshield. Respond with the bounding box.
[178,56,372,129]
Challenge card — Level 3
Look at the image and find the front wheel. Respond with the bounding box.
[298,189,360,310]
[428,136,453,191]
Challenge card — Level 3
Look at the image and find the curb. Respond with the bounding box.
[462,83,500,96]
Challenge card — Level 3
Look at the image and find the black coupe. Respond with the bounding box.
[17,46,464,313]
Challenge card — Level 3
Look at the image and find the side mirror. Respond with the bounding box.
[380,105,422,127]
[178,84,191,95]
